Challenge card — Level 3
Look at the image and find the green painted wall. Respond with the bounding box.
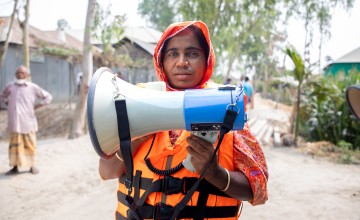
[324,63,360,76]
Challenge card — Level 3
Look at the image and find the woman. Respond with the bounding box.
[99,21,268,220]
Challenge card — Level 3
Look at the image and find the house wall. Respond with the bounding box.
[1,40,158,109]
[0,44,23,89]
[114,40,157,84]
[122,67,157,84]
[324,63,360,76]
[0,44,82,108]
[30,54,82,102]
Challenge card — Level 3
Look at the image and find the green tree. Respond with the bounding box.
[138,0,354,84]
[285,46,309,145]
[93,3,125,53]
[69,0,97,139]
[92,2,126,68]
[284,0,354,71]
[69,0,127,139]
[138,0,176,31]
[138,0,283,87]
[180,1,282,82]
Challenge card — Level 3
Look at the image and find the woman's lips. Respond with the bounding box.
[174,73,192,80]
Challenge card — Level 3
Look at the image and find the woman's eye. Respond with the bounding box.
[187,51,200,58]
[167,51,178,57]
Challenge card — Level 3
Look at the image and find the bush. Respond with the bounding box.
[300,72,360,150]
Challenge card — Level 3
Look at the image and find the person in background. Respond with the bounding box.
[224,77,232,85]
[98,21,268,219]
[76,72,83,95]
[243,76,254,109]
[0,65,52,175]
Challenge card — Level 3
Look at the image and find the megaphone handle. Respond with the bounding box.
[182,154,195,172]
[183,131,219,172]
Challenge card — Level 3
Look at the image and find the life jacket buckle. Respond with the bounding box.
[181,177,188,194]
[124,179,132,193]
[153,202,174,220]
[162,176,182,195]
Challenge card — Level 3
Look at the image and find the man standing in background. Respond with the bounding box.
[0,65,52,175]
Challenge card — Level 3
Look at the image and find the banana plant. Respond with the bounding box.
[285,46,309,145]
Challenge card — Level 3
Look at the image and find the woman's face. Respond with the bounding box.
[162,29,207,90]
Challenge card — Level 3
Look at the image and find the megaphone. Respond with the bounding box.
[346,85,360,120]
[87,67,247,165]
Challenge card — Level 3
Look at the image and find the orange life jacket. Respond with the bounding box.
[116,131,242,220]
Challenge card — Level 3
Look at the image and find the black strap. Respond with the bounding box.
[117,177,231,209]
[118,176,230,199]
[115,100,143,220]
[134,170,142,201]
[124,195,143,220]
[115,100,133,193]
[170,108,239,220]
[194,190,210,220]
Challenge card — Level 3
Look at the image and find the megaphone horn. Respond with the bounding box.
[87,67,247,159]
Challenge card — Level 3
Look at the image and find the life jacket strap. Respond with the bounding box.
[118,176,230,205]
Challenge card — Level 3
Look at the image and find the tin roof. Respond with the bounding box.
[66,26,162,55]
[0,16,161,57]
[122,26,162,44]
[0,16,83,53]
[334,46,360,63]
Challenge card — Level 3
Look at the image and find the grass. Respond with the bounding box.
[297,140,360,164]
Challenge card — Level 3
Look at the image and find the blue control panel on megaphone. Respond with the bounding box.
[181,86,247,171]
[184,87,246,131]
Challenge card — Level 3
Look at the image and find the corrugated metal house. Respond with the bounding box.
[323,46,360,76]
[0,16,88,105]
[66,26,162,84]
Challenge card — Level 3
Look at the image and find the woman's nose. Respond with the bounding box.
[176,55,189,67]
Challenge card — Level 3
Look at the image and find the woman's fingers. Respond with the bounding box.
[186,134,217,172]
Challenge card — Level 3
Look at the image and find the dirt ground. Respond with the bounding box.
[0,96,359,220]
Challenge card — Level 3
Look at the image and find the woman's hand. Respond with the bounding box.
[186,134,218,174]
[186,134,253,201]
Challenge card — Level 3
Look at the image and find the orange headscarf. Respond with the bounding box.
[153,21,216,91]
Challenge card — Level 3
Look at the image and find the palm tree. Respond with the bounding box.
[285,46,308,145]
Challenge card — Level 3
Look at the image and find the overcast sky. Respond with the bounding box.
[1,0,359,68]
